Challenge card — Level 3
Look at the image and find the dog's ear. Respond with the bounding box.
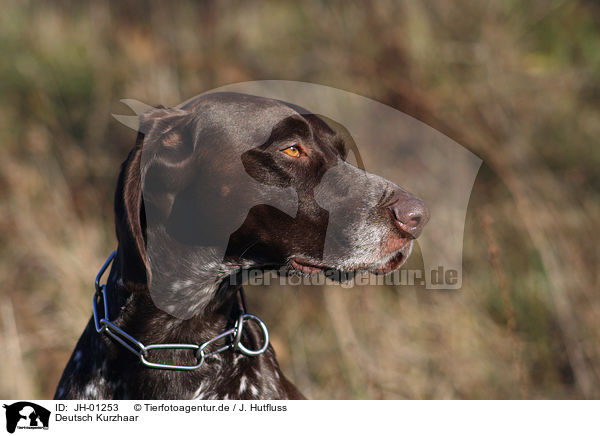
[114,107,195,291]
[114,134,149,292]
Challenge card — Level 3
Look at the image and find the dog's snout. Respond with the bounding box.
[389,193,430,238]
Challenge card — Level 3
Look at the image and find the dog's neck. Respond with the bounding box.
[106,256,243,353]
[97,256,294,399]
[55,252,304,400]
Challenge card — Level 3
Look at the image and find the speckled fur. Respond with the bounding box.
[54,259,303,400]
[54,92,427,400]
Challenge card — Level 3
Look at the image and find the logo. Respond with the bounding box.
[113,81,482,317]
[2,402,50,434]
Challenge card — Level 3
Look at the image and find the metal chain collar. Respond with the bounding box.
[92,250,270,371]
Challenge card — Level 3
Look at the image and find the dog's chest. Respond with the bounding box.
[190,354,284,400]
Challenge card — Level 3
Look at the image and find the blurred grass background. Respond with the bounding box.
[0,0,599,399]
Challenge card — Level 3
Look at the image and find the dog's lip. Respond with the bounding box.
[290,257,325,274]
[290,241,411,276]
[369,239,414,275]
[369,250,406,275]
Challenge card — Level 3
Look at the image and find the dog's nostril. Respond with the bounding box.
[389,196,430,238]
[409,215,421,227]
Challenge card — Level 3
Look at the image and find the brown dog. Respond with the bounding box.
[55,92,429,399]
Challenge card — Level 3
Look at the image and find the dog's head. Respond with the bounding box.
[115,92,429,317]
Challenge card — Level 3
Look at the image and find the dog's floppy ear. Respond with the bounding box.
[114,107,195,291]
[114,133,148,292]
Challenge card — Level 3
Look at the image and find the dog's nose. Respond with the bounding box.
[389,194,430,238]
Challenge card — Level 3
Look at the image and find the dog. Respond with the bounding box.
[54,92,429,400]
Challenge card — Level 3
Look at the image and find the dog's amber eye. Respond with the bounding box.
[281,145,301,158]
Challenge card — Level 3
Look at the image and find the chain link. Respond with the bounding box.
[92,250,269,371]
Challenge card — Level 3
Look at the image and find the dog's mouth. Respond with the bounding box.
[289,240,413,278]
[368,246,410,275]
[289,258,326,275]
